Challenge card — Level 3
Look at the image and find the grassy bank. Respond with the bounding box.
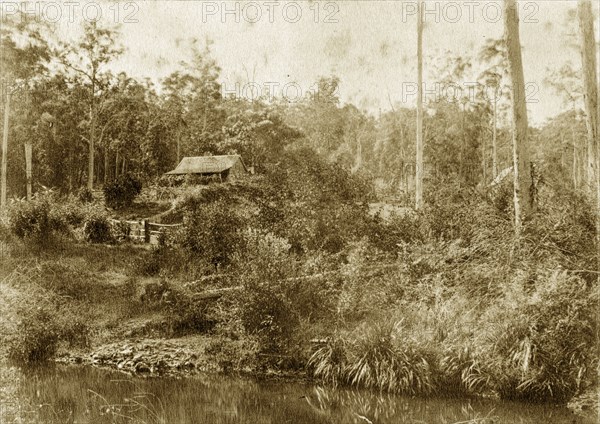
[0,155,597,417]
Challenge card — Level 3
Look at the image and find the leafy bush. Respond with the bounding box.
[8,307,61,363]
[176,199,244,267]
[227,230,302,352]
[83,211,113,243]
[60,317,90,348]
[167,296,214,335]
[139,280,214,335]
[7,196,67,246]
[111,220,131,242]
[103,174,142,209]
[7,302,91,363]
[238,282,299,354]
[204,338,259,373]
[77,187,94,203]
[58,199,89,227]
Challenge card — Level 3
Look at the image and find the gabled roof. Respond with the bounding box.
[166,155,247,175]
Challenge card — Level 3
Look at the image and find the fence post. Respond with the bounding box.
[144,219,150,243]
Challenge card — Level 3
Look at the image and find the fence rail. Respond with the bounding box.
[110,218,182,244]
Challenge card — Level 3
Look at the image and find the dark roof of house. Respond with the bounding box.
[166,155,247,175]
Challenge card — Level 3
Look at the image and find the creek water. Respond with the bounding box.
[0,364,595,423]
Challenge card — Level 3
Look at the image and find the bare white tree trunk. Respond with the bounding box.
[88,76,97,190]
[577,0,600,281]
[492,92,498,179]
[415,0,424,210]
[1,91,10,208]
[578,0,599,194]
[573,139,578,189]
[504,0,531,236]
[24,143,32,200]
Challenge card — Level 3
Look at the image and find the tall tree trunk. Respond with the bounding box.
[597,33,600,285]
[176,130,181,163]
[104,143,110,185]
[482,134,487,183]
[577,0,600,282]
[415,0,424,210]
[24,143,32,200]
[1,91,10,208]
[578,0,599,193]
[492,92,498,178]
[573,140,578,189]
[460,101,467,185]
[68,145,73,194]
[504,0,532,236]
[561,132,567,172]
[88,80,96,190]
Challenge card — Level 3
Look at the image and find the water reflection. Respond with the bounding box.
[0,364,593,423]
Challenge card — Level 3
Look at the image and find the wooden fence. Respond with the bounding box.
[110,219,182,245]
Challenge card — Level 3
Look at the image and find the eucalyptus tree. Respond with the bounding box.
[504,0,532,236]
[0,14,51,203]
[544,63,584,188]
[576,0,600,280]
[477,38,511,180]
[576,0,599,194]
[415,0,424,210]
[161,43,225,160]
[58,20,123,190]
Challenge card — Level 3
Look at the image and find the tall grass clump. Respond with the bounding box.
[309,321,435,395]
[307,335,350,386]
[474,270,598,403]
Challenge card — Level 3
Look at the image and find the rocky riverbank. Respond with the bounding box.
[56,337,216,377]
[55,335,308,383]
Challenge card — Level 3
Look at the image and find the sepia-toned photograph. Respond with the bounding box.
[0,1,599,422]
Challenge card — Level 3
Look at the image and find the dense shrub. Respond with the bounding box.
[369,210,423,251]
[176,199,245,267]
[7,195,67,246]
[8,307,61,363]
[526,189,597,276]
[104,174,142,209]
[7,302,91,363]
[58,199,90,227]
[230,230,300,353]
[83,211,113,243]
[238,282,299,353]
[300,179,598,404]
[204,338,259,373]
[139,280,214,335]
[77,187,94,203]
[60,317,90,348]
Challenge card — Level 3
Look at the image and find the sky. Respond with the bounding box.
[6,0,599,125]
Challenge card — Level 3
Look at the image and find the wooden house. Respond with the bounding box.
[165,155,249,181]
